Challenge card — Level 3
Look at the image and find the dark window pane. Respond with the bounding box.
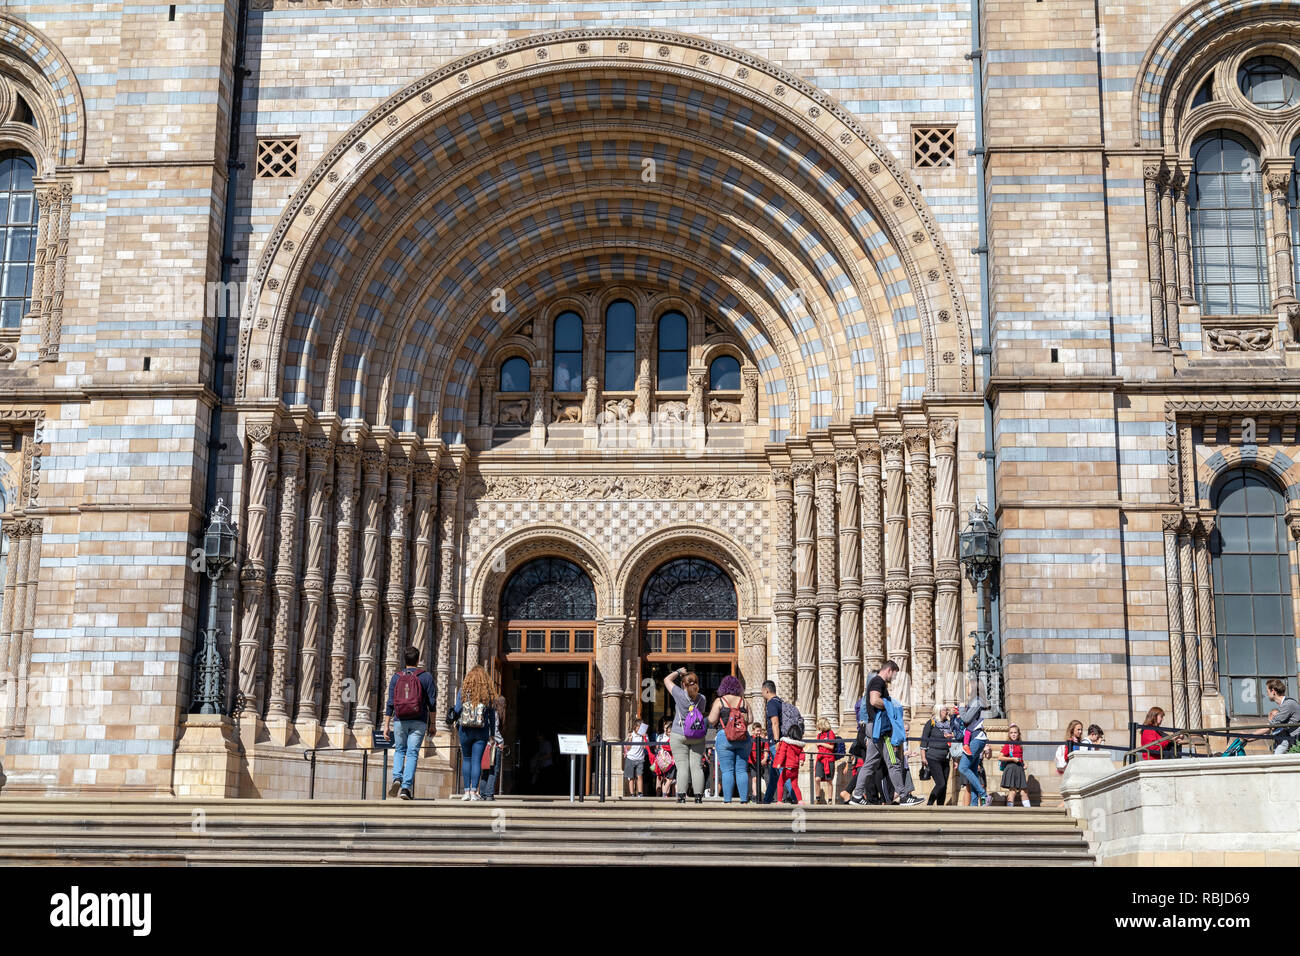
[500,356,530,392]
[640,557,737,620]
[1224,595,1253,633]
[501,556,596,621]
[710,355,741,390]
[506,629,522,653]
[551,630,569,653]
[605,351,635,392]
[715,629,735,654]
[658,311,687,349]
[1254,595,1284,633]
[691,629,711,653]
[1257,635,1287,675]
[658,351,687,390]
[1248,517,1277,552]
[666,629,686,653]
[1250,554,1281,593]
[553,354,582,392]
[1219,517,1248,552]
[1221,554,1250,593]
[605,300,635,348]
[574,629,594,653]
[553,311,583,351]
[526,630,546,653]
[1227,634,1256,673]
[645,629,661,653]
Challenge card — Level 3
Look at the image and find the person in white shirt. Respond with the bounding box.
[624,721,649,797]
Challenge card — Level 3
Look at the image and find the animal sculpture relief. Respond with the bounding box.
[498,398,530,425]
[551,398,582,423]
[709,398,741,423]
[658,401,687,424]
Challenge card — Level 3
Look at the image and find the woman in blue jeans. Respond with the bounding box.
[450,665,497,800]
[706,674,751,803]
[958,680,989,806]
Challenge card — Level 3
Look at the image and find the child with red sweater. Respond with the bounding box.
[774,723,807,804]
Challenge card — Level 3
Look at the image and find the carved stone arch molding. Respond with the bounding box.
[238,28,974,421]
[466,523,615,623]
[1133,0,1300,149]
[613,523,762,622]
[1165,399,1300,508]
[0,16,86,169]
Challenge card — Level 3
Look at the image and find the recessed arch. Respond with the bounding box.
[238,28,973,442]
[614,523,762,621]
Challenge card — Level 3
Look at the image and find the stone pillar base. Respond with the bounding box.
[265,715,292,748]
[295,718,323,750]
[1200,690,1227,727]
[173,714,241,798]
[322,721,354,749]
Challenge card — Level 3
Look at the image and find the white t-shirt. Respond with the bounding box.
[626,732,647,762]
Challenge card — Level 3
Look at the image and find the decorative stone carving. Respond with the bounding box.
[468,472,768,501]
[708,398,741,423]
[1204,327,1273,351]
[582,376,599,425]
[604,398,635,423]
[498,397,530,426]
[325,444,359,726]
[687,368,707,424]
[267,431,304,721]
[551,397,582,423]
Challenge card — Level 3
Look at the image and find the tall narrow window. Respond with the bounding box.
[1190,131,1269,315]
[552,311,583,392]
[499,356,530,392]
[0,151,37,330]
[709,354,740,390]
[1290,137,1300,295]
[1211,468,1299,716]
[657,310,688,390]
[604,299,635,391]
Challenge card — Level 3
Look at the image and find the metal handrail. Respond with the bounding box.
[302,741,394,801]
[1123,721,1300,762]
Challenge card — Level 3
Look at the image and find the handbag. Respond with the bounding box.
[919,761,931,781]
[481,742,496,771]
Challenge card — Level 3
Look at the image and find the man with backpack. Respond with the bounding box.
[849,660,923,806]
[383,644,437,801]
[1266,679,1300,754]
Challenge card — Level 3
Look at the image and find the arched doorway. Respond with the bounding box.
[497,556,598,794]
[638,557,739,745]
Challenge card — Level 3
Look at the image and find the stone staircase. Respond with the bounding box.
[0,797,1094,865]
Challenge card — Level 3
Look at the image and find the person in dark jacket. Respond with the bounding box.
[1266,679,1300,754]
[383,644,436,801]
[920,704,954,805]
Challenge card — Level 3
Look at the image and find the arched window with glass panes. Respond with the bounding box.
[499,556,596,656]
[640,557,737,659]
[0,150,36,330]
[1190,131,1269,315]
[1211,469,1299,716]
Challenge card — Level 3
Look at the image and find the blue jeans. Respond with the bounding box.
[459,728,488,791]
[479,743,502,797]
[762,744,780,803]
[714,733,750,803]
[391,719,427,792]
[959,735,988,803]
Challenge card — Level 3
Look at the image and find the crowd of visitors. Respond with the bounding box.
[383,640,1300,804]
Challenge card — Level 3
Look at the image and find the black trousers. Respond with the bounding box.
[926,755,949,805]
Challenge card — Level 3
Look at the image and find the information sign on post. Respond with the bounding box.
[556,734,589,803]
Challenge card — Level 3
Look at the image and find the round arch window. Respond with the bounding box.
[1238,55,1300,110]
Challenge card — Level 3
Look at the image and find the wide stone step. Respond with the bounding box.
[0,798,1094,866]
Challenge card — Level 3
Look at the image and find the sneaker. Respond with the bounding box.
[900,794,924,806]
[848,796,869,806]
[399,788,412,801]
[470,791,482,801]
[461,791,471,801]
[388,778,402,798]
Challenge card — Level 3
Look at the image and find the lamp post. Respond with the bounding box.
[195,498,238,715]
[959,498,1004,717]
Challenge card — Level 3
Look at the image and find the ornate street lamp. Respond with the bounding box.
[959,498,1004,717]
[195,499,238,714]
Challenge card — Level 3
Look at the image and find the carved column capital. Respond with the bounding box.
[904,427,930,457]
[929,418,957,448]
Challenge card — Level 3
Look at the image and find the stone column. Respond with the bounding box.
[634,326,653,425]
[463,617,482,673]
[2,520,30,729]
[1159,168,1181,349]
[266,430,304,729]
[930,420,962,705]
[1174,164,1195,305]
[792,459,817,711]
[836,448,862,727]
[46,182,71,359]
[1193,518,1218,699]
[687,367,707,427]
[1163,513,1188,728]
[0,517,19,731]
[409,465,436,671]
[882,436,911,687]
[478,372,495,427]
[324,444,358,734]
[236,423,275,718]
[1178,526,1201,724]
[435,465,461,713]
[742,367,759,425]
[1266,166,1295,305]
[1144,162,1168,348]
[858,441,886,675]
[584,326,601,427]
[295,437,333,731]
[906,428,935,714]
[814,455,839,722]
[742,621,769,717]
[13,520,39,728]
[30,185,52,351]
[13,517,40,730]
[383,456,412,698]
[583,377,599,426]
[600,620,625,740]
[771,467,796,700]
[352,449,388,737]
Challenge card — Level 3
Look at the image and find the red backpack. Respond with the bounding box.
[393,668,426,720]
[723,700,749,742]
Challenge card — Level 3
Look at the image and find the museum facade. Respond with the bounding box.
[0,0,1298,797]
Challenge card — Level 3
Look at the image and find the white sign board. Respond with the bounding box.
[556,733,589,755]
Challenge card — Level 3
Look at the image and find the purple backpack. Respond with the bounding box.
[682,699,707,739]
